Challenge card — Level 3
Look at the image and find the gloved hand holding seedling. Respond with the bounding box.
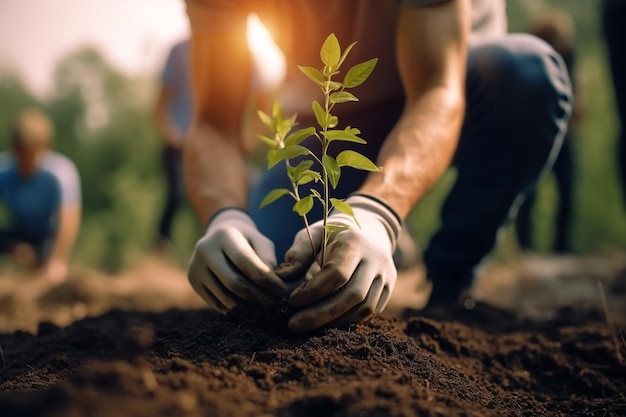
[258,33,380,265]
[258,34,401,332]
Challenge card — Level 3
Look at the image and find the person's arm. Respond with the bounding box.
[185,18,287,313]
[279,0,471,332]
[184,28,253,224]
[44,203,81,281]
[153,84,185,149]
[360,0,469,217]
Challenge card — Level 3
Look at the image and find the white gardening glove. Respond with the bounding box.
[187,208,288,314]
[276,194,402,332]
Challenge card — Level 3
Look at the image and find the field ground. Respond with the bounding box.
[0,254,625,416]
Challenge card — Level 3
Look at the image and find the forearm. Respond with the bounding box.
[48,204,81,265]
[360,86,464,219]
[183,123,250,226]
[360,0,468,219]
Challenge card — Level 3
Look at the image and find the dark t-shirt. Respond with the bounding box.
[185,0,506,111]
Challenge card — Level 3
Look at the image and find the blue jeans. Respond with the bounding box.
[248,33,573,303]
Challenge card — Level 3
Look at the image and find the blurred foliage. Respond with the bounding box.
[0,0,623,273]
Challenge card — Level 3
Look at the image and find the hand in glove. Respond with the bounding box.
[188,208,288,314]
[276,194,401,332]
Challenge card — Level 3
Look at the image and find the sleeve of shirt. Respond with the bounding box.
[161,46,178,86]
[41,153,81,207]
[58,159,81,206]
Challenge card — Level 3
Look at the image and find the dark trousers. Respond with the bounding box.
[515,133,574,253]
[0,230,53,267]
[158,145,186,241]
[248,33,573,302]
[602,0,626,208]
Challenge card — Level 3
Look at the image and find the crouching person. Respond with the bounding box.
[0,109,81,282]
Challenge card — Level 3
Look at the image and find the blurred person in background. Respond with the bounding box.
[515,9,582,254]
[0,109,81,282]
[153,38,193,254]
[183,0,573,332]
[601,0,626,208]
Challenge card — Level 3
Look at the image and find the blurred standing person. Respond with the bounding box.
[516,9,581,253]
[601,0,626,208]
[0,109,82,282]
[153,39,193,253]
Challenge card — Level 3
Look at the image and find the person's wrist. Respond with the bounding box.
[205,207,251,232]
[344,193,402,249]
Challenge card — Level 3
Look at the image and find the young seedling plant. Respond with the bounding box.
[257,33,380,266]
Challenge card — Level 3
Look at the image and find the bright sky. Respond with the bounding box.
[0,0,190,97]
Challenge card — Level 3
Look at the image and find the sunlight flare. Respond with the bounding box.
[246,13,286,91]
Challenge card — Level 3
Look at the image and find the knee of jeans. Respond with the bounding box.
[469,34,573,110]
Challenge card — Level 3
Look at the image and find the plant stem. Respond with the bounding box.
[287,160,317,259]
[321,159,329,266]
[320,77,334,266]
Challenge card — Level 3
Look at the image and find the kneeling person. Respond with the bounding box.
[0,109,81,282]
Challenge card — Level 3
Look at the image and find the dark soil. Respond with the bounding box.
[0,258,625,417]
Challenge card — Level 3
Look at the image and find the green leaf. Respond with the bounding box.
[296,170,322,185]
[330,198,354,216]
[293,195,314,216]
[310,188,323,203]
[257,134,277,148]
[299,66,324,87]
[296,175,314,185]
[325,81,343,92]
[312,100,326,129]
[343,58,378,88]
[260,188,290,208]
[325,224,349,234]
[257,110,273,132]
[322,154,341,189]
[272,100,285,121]
[268,148,277,163]
[285,127,316,147]
[287,160,313,177]
[288,161,321,185]
[268,145,312,168]
[330,91,358,104]
[336,150,381,172]
[327,115,338,129]
[287,160,311,182]
[330,198,360,227]
[337,41,357,70]
[276,118,294,139]
[320,33,341,69]
[322,128,366,144]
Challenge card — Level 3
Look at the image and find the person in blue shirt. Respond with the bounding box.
[0,109,81,282]
[153,39,193,253]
